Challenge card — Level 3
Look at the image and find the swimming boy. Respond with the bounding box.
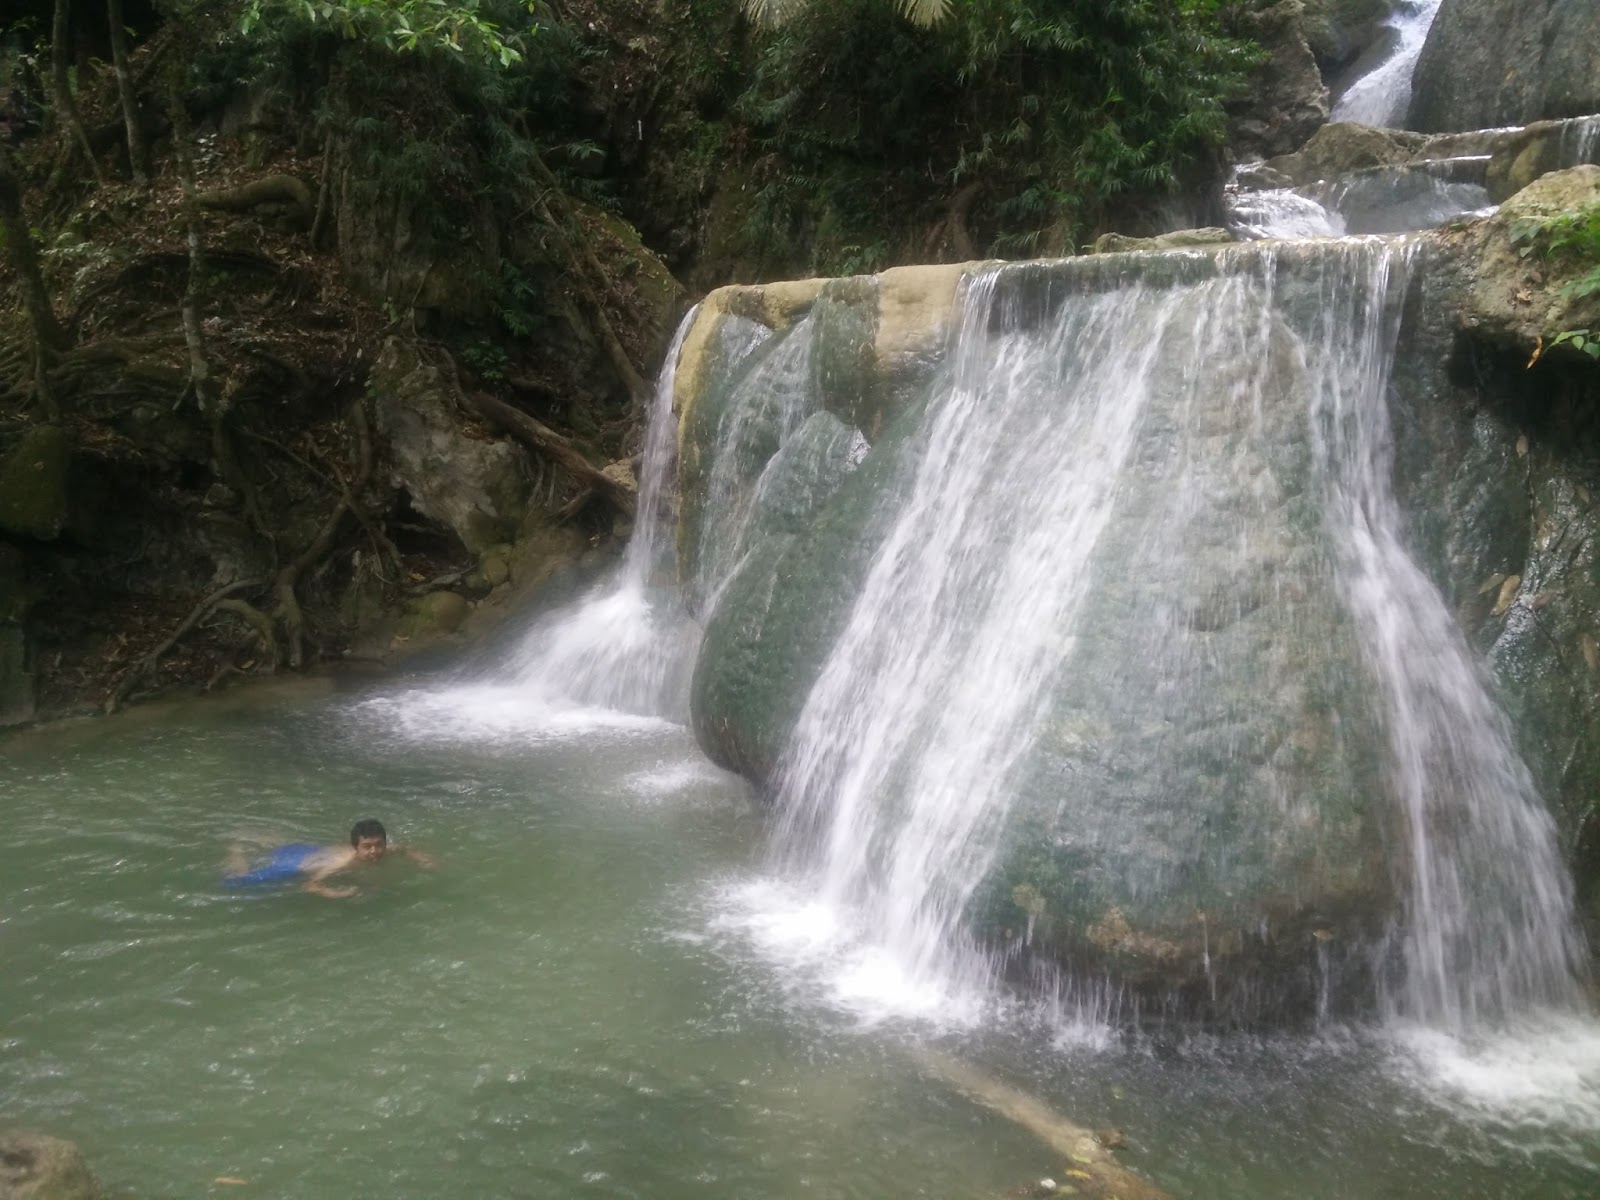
[223,819,434,898]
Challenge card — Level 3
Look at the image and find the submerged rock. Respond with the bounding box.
[0,1130,100,1200]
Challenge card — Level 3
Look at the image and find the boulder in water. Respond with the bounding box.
[0,1131,100,1200]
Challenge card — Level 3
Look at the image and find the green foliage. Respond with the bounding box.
[741,0,951,29]
[1510,204,1600,363]
[241,0,536,67]
[1550,330,1600,360]
[460,337,509,380]
[732,0,1256,274]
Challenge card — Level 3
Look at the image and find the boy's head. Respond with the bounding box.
[350,818,387,861]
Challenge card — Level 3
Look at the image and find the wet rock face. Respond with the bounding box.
[0,1130,100,1200]
[1409,0,1600,133]
[681,238,1600,1012]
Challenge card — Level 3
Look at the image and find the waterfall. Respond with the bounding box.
[1331,0,1444,129]
[493,310,702,718]
[1302,249,1589,1031]
[751,241,1585,1027]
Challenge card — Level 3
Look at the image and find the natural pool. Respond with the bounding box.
[4,675,1599,1198]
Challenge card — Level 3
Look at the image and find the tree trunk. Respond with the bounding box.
[0,144,68,418]
[0,146,67,354]
[106,0,148,187]
[52,0,106,185]
[167,86,212,414]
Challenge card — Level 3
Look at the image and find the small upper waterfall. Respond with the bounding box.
[1331,0,1445,129]
[492,310,701,718]
[691,240,1591,1028]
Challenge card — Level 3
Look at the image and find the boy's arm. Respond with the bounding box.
[304,853,357,898]
[397,846,437,868]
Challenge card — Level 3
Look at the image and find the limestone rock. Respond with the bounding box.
[1264,121,1429,186]
[0,1130,100,1200]
[369,338,531,554]
[1409,0,1600,134]
[1090,228,1235,254]
[1227,0,1330,160]
[0,624,33,728]
[1465,166,1600,354]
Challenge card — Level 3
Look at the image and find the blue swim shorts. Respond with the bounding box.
[223,843,320,888]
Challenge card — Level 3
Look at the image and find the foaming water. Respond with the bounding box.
[1386,1015,1600,1165]
[1331,0,1444,128]
[348,683,676,746]
[706,874,996,1029]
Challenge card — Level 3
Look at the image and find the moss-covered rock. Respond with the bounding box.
[1090,228,1235,254]
[1464,166,1600,357]
[0,425,76,542]
[0,1129,100,1200]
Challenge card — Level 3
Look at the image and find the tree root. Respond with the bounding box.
[195,174,315,229]
[104,577,267,713]
[462,388,635,516]
[212,597,280,665]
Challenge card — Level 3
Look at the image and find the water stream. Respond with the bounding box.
[1331,0,1444,129]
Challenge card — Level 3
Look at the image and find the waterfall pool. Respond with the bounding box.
[4,676,1599,1199]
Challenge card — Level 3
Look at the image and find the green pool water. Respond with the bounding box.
[3,676,1598,1199]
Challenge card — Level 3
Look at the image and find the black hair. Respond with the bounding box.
[350,818,387,846]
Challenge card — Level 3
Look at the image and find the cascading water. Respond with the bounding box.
[1229,187,1346,240]
[738,240,1587,1031]
[1331,0,1445,129]
[1302,250,1589,1032]
[491,310,702,718]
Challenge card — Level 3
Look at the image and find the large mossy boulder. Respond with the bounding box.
[683,251,1399,1008]
[1409,0,1600,134]
[0,426,76,542]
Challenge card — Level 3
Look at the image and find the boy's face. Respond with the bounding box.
[353,835,387,862]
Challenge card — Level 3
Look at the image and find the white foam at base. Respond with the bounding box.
[1386,1012,1600,1146]
[349,685,676,745]
[706,875,993,1029]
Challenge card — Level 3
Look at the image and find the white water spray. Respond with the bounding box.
[492,311,702,718]
[1302,245,1588,1032]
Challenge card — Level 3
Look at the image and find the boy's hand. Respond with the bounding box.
[307,882,357,899]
